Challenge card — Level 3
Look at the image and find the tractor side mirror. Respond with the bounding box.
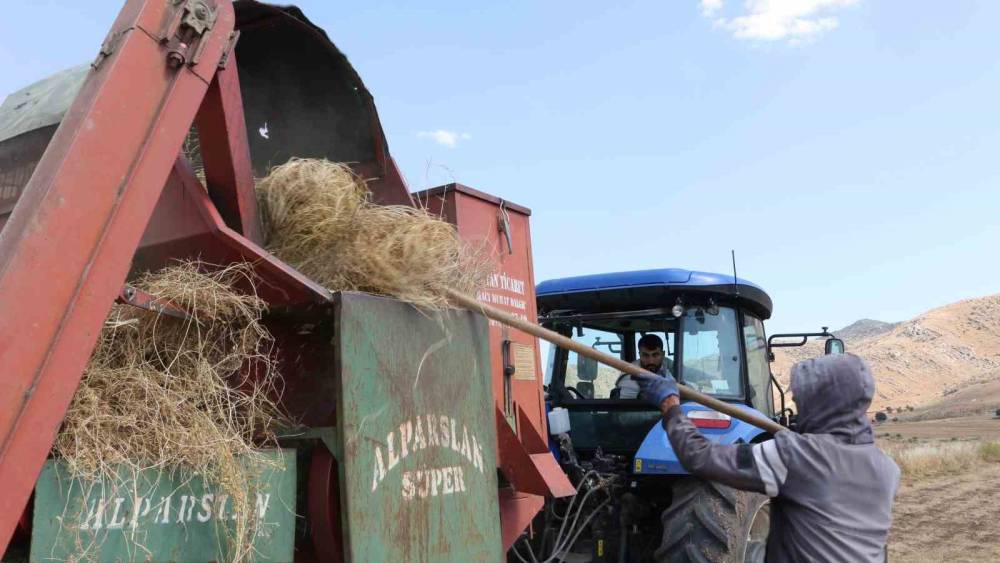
[825,338,845,355]
[577,355,599,381]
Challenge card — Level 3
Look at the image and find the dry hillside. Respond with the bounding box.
[772,294,1000,412]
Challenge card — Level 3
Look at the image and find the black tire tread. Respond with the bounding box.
[655,479,768,563]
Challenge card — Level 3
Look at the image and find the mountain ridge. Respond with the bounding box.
[771,294,1000,411]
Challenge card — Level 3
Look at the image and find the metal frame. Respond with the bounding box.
[0,0,239,550]
[765,327,841,422]
[0,1,582,557]
[0,1,334,553]
[767,327,837,349]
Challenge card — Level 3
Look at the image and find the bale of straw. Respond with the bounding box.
[54,261,281,561]
[257,158,490,307]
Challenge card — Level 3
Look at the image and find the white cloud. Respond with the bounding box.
[701,0,859,43]
[417,129,471,149]
[700,0,724,17]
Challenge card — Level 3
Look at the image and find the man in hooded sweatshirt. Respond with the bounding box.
[633,353,900,562]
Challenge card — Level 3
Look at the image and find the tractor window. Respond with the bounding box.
[680,307,742,399]
[743,314,774,416]
[564,327,626,399]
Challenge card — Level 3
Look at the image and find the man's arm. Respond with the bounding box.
[659,397,781,495]
[635,376,786,497]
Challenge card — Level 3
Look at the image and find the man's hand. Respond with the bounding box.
[661,394,680,412]
[631,372,680,413]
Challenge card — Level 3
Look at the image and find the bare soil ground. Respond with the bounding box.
[888,461,1000,562]
[877,414,1000,441]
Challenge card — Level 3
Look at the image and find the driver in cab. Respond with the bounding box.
[614,334,670,399]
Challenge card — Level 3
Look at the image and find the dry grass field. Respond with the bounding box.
[881,435,1000,562]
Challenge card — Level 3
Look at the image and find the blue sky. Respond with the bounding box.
[3,1,999,334]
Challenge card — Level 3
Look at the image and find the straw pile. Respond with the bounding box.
[55,261,281,561]
[257,158,490,308]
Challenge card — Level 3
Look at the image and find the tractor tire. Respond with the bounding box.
[655,478,770,563]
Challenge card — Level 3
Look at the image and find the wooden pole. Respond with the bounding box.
[445,288,784,434]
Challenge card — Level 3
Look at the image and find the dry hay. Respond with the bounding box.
[54,261,282,561]
[257,158,490,308]
[883,439,1000,479]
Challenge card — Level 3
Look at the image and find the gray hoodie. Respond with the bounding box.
[660,353,900,562]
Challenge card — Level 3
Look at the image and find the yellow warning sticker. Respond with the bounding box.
[634,459,642,473]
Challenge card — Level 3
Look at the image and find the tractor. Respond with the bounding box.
[525,268,843,562]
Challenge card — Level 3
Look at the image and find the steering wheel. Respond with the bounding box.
[564,386,583,399]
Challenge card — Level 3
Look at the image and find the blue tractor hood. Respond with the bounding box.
[537,268,773,320]
[632,403,769,475]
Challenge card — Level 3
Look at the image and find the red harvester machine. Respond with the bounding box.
[0,1,572,560]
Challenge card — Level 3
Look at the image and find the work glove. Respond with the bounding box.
[631,372,679,408]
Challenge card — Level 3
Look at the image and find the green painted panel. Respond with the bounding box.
[335,293,503,562]
[31,449,296,562]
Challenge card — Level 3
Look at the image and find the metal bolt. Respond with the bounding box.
[194,5,207,19]
[167,42,189,69]
[167,51,185,68]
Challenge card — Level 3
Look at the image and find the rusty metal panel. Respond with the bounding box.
[413,185,546,437]
[498,489,544,552]
[334,293,503,562]
[30,450,295,562]
[413,185,573,549]
[0,0,237,552]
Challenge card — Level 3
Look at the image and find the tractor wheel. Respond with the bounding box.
[655,478,770,563]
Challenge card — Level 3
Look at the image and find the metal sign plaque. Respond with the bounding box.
[31,449,296,562]
[335,293,503,562]
[512,342,537,381]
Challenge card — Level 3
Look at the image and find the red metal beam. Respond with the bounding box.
[0,0,234,552]
[162,160,331,305]
[495,406,575,499]
[499,488,545,552]
[195,51,264,244]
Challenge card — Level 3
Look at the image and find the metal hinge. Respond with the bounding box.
[162,0,218,69]
[498,200,514,254]
[218,30,240,69]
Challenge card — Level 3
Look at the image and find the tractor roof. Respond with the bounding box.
[536,268,773,320]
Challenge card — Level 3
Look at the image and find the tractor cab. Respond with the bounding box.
[538,268,778,457]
